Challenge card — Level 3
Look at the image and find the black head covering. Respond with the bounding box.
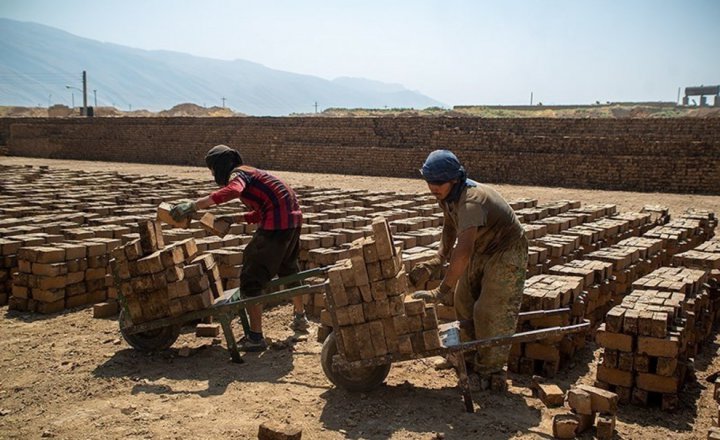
[205,144,243,186]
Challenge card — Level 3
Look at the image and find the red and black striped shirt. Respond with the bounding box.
[210,166,303,230]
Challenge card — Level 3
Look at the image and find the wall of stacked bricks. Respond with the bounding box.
[1,164,719,405]
[3,117,720,194]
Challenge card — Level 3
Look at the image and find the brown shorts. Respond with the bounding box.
[240,227,301,297]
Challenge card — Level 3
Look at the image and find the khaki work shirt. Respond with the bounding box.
[439,183,524,257]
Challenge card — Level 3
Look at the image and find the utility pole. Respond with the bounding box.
[530,91,533,106]
[222,97,226,108]
[71,93,75,108]
[48,94,52,107]
[82,70,88,116]
[677,87,681,105]
[314,101,318,113]
[93,89,97,107]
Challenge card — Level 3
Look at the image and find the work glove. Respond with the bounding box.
[170,201,197,221]
[411,282,454,306]
[408,256,443,287]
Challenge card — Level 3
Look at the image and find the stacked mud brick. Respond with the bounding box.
[676,238,720,321]
[323,217,444,360]
[509,274,586,376]
[595,266,709,409]
[552,385,619,439]
[111,220,223,323]
[549,259,614,328]
[8,237,120,313]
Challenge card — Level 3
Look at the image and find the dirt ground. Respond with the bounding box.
[1,156,719,440]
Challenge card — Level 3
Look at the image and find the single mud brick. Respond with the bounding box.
[575,384,618,414]
[385,269,408,296]
[622,308,639,334]
[388,295,405,316]
[347,303,365,325]
[634,353,650,373]
[163,264,185,283]
[18,246,65,263]
[192,254,216,271]
[160,245,185,268]
[346,287,362,305]
[195,323,221,337]
[605,306,625,333]
[551,413,579,439]
[31,262,68,277]
[403,298,425,316]
[167,280,191,299]
[349,244,370,287]
[339,326,361,361]
[393,316,410,335]
[567,387,593,415]
[358,284,373,303]
[422,305,439,330]
[363,302,379,321]
[406,315,423,333]
[334,306,352,326]
[362,239,379,263]
[355,323,376,360]
[409,331,426,352]
[37,299,65,314]
[183,263,203,279]
[576,413,595,435]
[368,320,388,357]
[138,220,164,255]
[632,387,649,406]
[157,202,191,229]
[31,288,65,303]
[397,334,413,354]
[380,257,400,279]
[381,317,399,353]
[661,393,679,411]
[637,335,680,357]
[34,274,68,290]
[656,356,678,376]
[92,301,119,318]
[56,242,87,260]
[371,217,395,259]
[595,324,633,352]
[85,267,107,281]
[199,212,231,237]
[370,281,388,301]
[595,413,616,440]
[134,250,164,275]
[636,373,680,393]
[177,238,198,261]
[596,364,633,388]
[617,351,634,371]
[123,239,143,261]
[187,274,210,294]
[180,290,214,312]
[422,329,442,350]
[650,312,669,338]
[11,284,29,299]
[637,310,656,336]
[536,382,564,407]
[327,267,349,307]
[366,261,383,282]
[257,421,302,440]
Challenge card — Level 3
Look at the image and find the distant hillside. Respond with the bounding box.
[0,18,444,116]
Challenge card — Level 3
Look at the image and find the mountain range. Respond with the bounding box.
[0,18,443,116]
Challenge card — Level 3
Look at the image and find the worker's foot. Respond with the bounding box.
[238,335,268,352]
[289,312,310,333]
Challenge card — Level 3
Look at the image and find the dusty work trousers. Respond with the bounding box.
[454,236,528,375]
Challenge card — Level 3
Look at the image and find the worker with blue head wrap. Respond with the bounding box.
[411,149,528,392]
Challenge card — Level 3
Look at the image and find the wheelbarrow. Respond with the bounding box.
[321,307,590,413]
[118,266,332,363]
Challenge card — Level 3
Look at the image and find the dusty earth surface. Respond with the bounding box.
[1,156,719,440]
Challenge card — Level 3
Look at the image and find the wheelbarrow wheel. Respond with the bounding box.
[119,310,180,352]
[321,331,391,392]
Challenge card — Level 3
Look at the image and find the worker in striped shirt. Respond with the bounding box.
[171,144,308,351]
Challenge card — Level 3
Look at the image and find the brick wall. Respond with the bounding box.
[5,117,720,194]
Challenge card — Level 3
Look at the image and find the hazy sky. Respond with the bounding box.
[1,0,718,106]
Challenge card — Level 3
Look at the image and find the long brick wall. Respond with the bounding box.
[4,117,720,194]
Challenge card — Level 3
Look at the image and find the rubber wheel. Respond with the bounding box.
[119,310,180,352]
[321,331,391,392]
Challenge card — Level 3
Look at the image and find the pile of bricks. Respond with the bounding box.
[9,237,119,313]
[594,265,710,409]
[552,384,619,439]
[323,217,443,360]
[111,220,221,323]
[549,259,614,328]
[509,274,586,376]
